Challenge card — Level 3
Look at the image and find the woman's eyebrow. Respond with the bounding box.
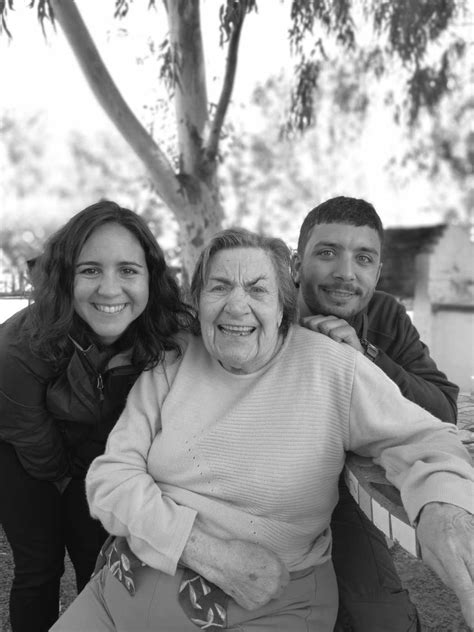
[207,275,267,285]
[246,275,267,286]
[208,275,231,283]
[75,260,100,267]
[75,260,145,267]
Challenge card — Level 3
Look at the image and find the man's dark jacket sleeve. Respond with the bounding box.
[366,292,458,423]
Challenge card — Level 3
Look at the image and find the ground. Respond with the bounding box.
[0,526,469,632]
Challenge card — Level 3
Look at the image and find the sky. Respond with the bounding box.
[1,1,292,128]
[1,0,470,247]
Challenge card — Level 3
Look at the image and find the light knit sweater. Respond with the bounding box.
[86,325,473,576]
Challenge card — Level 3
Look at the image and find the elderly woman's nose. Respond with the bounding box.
[224,287,249,314]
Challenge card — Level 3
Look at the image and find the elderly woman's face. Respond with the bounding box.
[199,247,283,374]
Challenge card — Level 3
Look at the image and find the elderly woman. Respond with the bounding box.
[51,228,473,632]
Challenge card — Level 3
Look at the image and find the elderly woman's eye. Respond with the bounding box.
[250,285,266,294]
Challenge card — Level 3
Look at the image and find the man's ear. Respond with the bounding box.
[291,250,302,287]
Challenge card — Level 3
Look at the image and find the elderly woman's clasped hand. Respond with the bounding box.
[181,521,290,611]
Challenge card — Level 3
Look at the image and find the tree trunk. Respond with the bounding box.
[49,0,226,282]
[166,0,225,286]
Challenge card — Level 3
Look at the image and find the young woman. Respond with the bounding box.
[0,200,195,632]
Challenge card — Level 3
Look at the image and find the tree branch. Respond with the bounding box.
[166,0,208,175]
[49,0,186,216]
[205,5,245,162]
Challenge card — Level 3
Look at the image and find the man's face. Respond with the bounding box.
[293,222,382,320]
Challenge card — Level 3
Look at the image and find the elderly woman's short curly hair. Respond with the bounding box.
[190,228,298,335]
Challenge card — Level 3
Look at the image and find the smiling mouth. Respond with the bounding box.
[322,288,358,299]
[218,324,256,336]
[93,303,127,314]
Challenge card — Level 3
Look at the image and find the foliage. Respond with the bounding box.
[221,61,374,246]
[221,45,473,244]
[1,0,466,131]
[386,52,473,222]
[285,0,467,130]
[0,111,177,285]
[0,0,470,279]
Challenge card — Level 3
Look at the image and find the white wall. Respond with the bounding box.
[429,224,474,305]
[412,224,474,393]
[430,309,474,394]
[0,298,29,324]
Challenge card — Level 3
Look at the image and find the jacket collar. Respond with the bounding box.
[349,308,369,339]
[68,335,133,371]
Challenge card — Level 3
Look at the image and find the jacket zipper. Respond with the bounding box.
[70,339,105,402]
[78,350,105,401]
[96,373,104,401]
[68,335,133,403]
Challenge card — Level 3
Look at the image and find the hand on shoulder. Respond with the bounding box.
[300,315,364,353]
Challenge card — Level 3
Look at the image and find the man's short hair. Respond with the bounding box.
[297,196,384,255]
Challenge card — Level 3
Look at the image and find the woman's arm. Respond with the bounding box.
[347,353,474,627]
[86,364,198,576]
[0,337,69,481]
[347,353,473,521]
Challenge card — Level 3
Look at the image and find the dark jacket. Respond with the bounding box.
[0,308,142,481]
[350,291,458,423]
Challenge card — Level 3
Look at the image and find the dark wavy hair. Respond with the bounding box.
[297,196,384,255]
[24,200,196,368]
[190,227,297,336]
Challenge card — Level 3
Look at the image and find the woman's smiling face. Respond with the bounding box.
[73,222,149,344]
[198,247,283,374]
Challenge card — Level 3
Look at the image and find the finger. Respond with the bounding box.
[300,315,335,330]
[326,325,352,342]
[458,586,474,629]
[447,558,474,611]
[319,322,358,345]
[313,318,345,336]
[422,546,474,619]
[420,548,450,587]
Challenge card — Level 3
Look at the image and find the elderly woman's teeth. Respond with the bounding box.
[219,325,255,336]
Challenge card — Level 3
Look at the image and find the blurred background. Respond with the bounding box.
[1,0,473,389]
[0,5,473,630]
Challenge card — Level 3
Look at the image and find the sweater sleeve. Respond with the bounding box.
[348,353,474,524]
[86,361,197,576]
[0,336,69,481]
[371,299,458,423]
